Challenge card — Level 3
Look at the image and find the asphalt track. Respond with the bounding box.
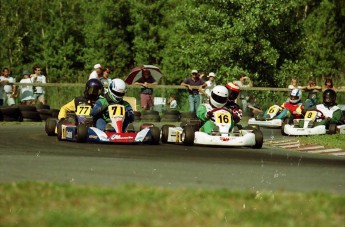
[0,123,344,194]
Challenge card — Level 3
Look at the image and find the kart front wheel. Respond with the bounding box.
[161,124,174,143]
[150,126,160,145]
[182,126,195,146]
[76,124,88,143]
[45,118,57,136]
[252,129,263,149]
[328,124,337,135]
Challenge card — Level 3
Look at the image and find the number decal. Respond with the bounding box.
[215,112,231,124]
[76,105,91,116]
[268,105,279,114]
[108,104,125,118]
[305,111,317,120]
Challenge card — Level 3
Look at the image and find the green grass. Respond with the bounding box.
[298,134,345,150]
[0,182,344,227]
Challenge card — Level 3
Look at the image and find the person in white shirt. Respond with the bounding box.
[30,65,46,104]
[0,67,16,106]
[199,72,217,103]
[19,71,35,105]
[168,95,177,110]
[89,63,103,80]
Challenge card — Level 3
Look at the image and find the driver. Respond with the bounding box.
[313,89,342,127]
[58,78,104,121]
[90,78,134,131]
[196,85,229,134]
[260,88,304,121]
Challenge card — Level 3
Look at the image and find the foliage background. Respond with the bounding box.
[1,0,344,88]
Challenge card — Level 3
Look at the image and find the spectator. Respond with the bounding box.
[30,65,47,105]
[301,79,322,110]
[134,69,158,110]
[202,72,217,103]
[91,78,134,131]
[58,79,104,121]
[233,73,252,112]
[181,69,207,113]
[0,67,16,106]
[168,95,177,110]
[322,78,335,91]
[100,67,112,94]
[288,78,302,90]
[19,70,35,105]
[89,64,103,80]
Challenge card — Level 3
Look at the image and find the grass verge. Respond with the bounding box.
[297,134,345,150]
[1,182,345,227]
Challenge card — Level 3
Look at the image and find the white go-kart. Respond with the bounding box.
[161,107,263,148]
[248,104,283,128]
[282,110,345,136]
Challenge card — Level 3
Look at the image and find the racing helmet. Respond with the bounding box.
[108,78,127,102]
[84,79,104,101]
[323,89,336,107]
[225,82,240,101]
[210,85,229,108]
[289,88,302,104]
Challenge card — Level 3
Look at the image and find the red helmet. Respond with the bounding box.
[225,82,240,101]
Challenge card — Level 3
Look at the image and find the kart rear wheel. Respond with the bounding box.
[182,126,195,146]
[328,124,337,135]
[76,124,88,143]
[150,126,160,145]
[45,118,57,136]
[161,124,174,143]
[252,129,263,149]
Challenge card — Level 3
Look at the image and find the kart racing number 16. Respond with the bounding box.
[215,111,231,124]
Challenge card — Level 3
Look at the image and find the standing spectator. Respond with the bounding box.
[99,67,112,94]
[202,72,217,103]
[288,78,301,90]
[19,70,35,105]
[167,94,177,110]
[301,79,322,109]
[322,78,335,91]
[233,73,252,112]
[134,69,158,110]
[181,70,207,113]
[89,64,103,80]
[0,67,16,106]
[30,65,47,105]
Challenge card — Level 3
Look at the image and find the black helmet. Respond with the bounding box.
[84,79,104,101]
[323,89,336,107]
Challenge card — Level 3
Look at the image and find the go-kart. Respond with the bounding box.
[248,104,283,128]
[282,110,345,136]
[161,107,263,148]
[56,104,160,144]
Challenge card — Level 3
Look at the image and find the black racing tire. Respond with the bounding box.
[160,117,179,122]
[180,112,196,118]
[18,105,37,112]
[328,124,337,135]
[57,121,63,141]
[149,126,160,145]
[252,129,264,149]
[45,118,57,136]
[141,115,161,122]
[21,110,42,122]
[141,110,159,116]
[76,124,88,143]
[182,126,195,146]
[38,109,53,121]
[163,110,180,116]
[36,103,50,110]
[51,109,60,118]
[161,124,174,143]
[281,118,290,136]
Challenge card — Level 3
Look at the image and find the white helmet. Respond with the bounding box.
[210,85,228,108]
[289,88,302,104]
[109,78,126,102]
